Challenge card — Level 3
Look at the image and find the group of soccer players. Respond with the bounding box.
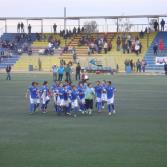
[26,80,116,117]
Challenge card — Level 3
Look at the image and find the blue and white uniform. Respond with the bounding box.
[41,85,50,104]
[101,84,107,102]
[70,89,79,108]
[106,86,116,104]
[28,86,40,104]
[94,85,103,102]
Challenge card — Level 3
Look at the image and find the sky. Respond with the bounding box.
[0,0,167,33]
[0,0,167,17]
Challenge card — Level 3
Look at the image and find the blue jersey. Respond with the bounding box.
[51,84,59,94]
[41,85,49,96]
[58,87,65,99]
[71,90,78,101]
[102,84,107,93]
[28,86,39,99]
[77,86,85,99]
[106,86,115,99]
[94,85,103,98]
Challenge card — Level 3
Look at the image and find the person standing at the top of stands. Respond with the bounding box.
[76,63,81,81]
[6,65,12,80]
[154,20,159,31]
[73,27,77,35]
[28,24,32,34]
[77,27,81,34]
[160,19,165,31]
[17,22,21,33]
[164,62,167,75]
[21,22,24,33]
[53,24,57,34]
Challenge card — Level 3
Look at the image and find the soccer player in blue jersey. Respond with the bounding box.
[94,81,103,112]
[70,85,79,117]
[41,81,50,113]
[56,82,65,114]
[26,82,40,113]
[77,82,85,114]
[106,81,116,116]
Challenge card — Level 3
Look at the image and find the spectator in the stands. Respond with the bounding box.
[77,27,81,34]
[116,36,121,51]
[17,23,21,33]
[53,24,57,34]
[139,30,144,38]
[21,22,24,33]
[159,39,164,52]
[103,41,108,54]
[73,27,77,34]
[28,24,31,34]
[76,63,81,81]
[81,27,85,32]
[154,20,159,31]
[160,19,165,32]
[153,42,158,55]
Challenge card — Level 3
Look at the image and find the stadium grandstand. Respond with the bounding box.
[0,14,167,73]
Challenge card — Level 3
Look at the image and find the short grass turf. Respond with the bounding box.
[0,73,167,167]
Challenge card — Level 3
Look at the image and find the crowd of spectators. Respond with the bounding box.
[117,33,142,55]
[60,26,85,39]
[79,34,113,54]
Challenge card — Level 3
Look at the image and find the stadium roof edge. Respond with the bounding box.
[0,14,167,20]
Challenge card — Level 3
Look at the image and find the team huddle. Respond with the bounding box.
[26,80,116,117]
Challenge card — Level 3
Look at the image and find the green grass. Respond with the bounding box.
[0,73,167,167]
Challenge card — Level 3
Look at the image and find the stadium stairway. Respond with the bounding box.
[0,55,20,69]
[145,32,167,72]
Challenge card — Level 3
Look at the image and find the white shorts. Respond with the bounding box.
[64,100,70,107]
[60,99,64,106]
[79,98,85,104]
[96,97,102,103]
[53,94,57,104]
[107,97,114,105]
[30,97,40,104]
[71,99,79,108]
[102,93,107,102]
[41,96,50,104]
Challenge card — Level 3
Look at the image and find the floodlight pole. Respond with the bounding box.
[64,7,67,34]
[5,19,7,33]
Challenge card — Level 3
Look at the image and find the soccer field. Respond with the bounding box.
[0,73,167,167]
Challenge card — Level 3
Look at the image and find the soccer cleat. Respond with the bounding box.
[113,110,116,114]
[74,114,77,118]
[89,111,92,115]
[108,112,112,116]
[66,112,71,116]
[81,111,85,115]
